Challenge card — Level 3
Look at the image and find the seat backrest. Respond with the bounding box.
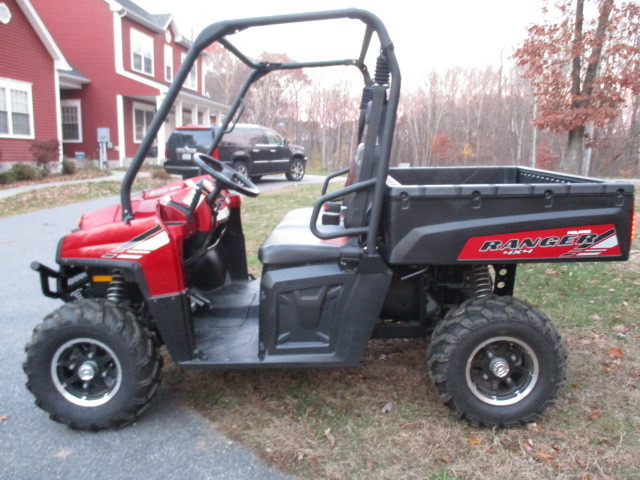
[343,144,370,228]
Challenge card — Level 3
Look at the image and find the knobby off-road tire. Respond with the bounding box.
[23,299,163,430]
[427,295,567,427]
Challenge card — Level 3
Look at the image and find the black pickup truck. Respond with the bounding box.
[26,9,635,431]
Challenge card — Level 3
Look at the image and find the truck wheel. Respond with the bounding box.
[427,295,566,427]
[23,299,162,430]
[232,161,249,178]
[285,158,305,181]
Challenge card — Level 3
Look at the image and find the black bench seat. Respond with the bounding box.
[258,208,348,267]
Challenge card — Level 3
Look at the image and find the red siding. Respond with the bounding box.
[121,17,199,93]
[30,0,209,162]
[32,0,160,160]
[0,0,58,165]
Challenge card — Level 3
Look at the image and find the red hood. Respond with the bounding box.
[78,178,207,230]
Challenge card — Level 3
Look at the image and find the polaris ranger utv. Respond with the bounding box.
[25,9,635,430]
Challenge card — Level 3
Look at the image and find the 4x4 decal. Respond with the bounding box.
[458,224,621,260]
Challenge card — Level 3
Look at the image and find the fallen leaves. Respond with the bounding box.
[0,414,9,423]
[526,422,544,434]
[536,447,556,462]
[588,410,603,421]
[608,347,624,359]
[380,402,394,414]
[581,472,603,480]
[54,449,72,459]
[322,428,336,448]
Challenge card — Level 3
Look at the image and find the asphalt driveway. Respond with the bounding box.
[0,194,298,479]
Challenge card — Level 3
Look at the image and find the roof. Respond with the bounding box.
[112,0,195,49]
[114,0,174,32]
[58,63,91,89]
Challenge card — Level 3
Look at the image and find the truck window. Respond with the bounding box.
[249,128,267,146]
[264,129,282,147]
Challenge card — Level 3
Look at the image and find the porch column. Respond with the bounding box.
[155,94,166,165]
[175,99,183,127]
[116,95,125,167]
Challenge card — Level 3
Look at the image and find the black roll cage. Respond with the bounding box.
[121,8,401,254]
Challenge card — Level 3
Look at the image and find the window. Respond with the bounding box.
[61,100,82,142]
[0,78,33,138]
[164,45,173,81]
[131,29,154,76]
[181,53,198,91]
[265,129,283,146]
[133,102,155,143]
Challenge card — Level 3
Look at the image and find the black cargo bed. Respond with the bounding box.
[382,166,635,265]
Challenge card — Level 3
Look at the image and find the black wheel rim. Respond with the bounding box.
[465,336,539,406]
[51,338,122,407]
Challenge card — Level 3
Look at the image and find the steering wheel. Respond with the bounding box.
[194,153,260,198]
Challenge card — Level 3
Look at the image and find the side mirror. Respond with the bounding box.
[284,138,290,146]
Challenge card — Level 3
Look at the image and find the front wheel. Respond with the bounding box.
[232,160,249,178]
[427,295,566,427]
[23,299,162,430]
[285,158,305,181]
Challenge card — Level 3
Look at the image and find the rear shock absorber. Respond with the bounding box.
[471,265,493,297]
[107,270,125,302]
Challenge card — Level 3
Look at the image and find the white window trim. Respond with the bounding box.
[0,77,35,139]
[130,28,154,76]
[164,45,173,82]
[60,99,82,143]
[181,53,198,91]
[133,101,156,144]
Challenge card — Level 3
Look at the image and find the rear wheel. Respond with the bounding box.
[285,158,305,181]
[427,295,566,427]
[24,299,162,430]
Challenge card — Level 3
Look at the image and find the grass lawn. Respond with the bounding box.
[0,177,169,217]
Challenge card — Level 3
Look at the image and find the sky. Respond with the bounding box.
[135,0,544,87]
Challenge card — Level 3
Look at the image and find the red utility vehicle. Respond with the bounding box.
[25,10,635,430]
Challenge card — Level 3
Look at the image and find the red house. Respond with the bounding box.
[30,0,228,166]
[0,0,82,169]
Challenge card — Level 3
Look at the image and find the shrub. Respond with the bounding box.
[0,170,16,185]
[10,163,39,181]
[62,159,77,175]
[29,139,60,176]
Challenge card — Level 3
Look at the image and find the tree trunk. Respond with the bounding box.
[530,100,537,168]
[564,126,585,173]
[582,123,594,176]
